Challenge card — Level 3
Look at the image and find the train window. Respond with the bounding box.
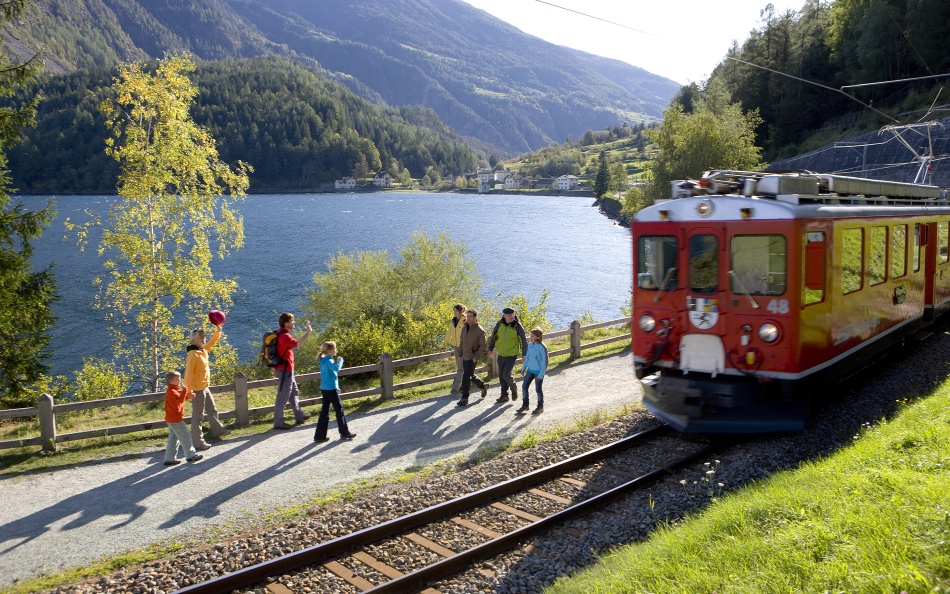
[869,226,886,286]
[637,236,678,291]
[913,224,921,272]
[939,222,949,264]
[689,234,719,295]
[891,224,907,278]
[841,228,863,294]
[803,232,824,305]
[730,235,786,295]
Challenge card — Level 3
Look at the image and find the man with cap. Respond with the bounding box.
[488,307,528,403]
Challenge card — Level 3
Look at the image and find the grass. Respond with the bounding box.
[546,385,950,593]
[0,325,630,476]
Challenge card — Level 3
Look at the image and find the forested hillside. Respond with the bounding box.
[8,57,479,193]
[0,0,679,157]
[706,0,950,161]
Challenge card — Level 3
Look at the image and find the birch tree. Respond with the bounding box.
[74,53,250,392]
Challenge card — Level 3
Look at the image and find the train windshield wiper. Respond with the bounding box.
[653,267,677,303]
[728,270,760,308]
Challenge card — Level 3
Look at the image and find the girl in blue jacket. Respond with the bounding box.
[517,328,548,414]
[314,341,356,442]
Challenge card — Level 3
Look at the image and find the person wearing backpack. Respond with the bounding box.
[184,323,229,449]
[272,312,312,430]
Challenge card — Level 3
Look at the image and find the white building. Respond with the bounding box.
[335,177,356,189]
[476,168,494,184]
[494,170,510,182]
[505,173,526,189]
[556,174,579,191]
[373,171,393,187]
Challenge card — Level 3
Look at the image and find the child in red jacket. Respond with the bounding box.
[164,370,203,466]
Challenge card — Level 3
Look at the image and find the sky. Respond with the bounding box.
[461,0,803,85]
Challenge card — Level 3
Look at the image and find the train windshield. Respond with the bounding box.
[730,234,787,295]
[637,236,677,290]
[689,234,719,295]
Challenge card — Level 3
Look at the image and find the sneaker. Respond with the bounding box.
[273,424,291,431]
[295,414,311,426]
[196,443,212,451]
[340,432,357,440]
[515,405,529,414]
[494,396,509,403]
[186,454,203,462]
[164,459,181,466]
[456,397,469,406]
[480,384,487,398]
[314,436,330,443]
[532,406,544,415]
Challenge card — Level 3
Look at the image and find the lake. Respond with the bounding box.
[23,192,632,379]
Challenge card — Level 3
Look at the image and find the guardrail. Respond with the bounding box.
[0,317,630,452]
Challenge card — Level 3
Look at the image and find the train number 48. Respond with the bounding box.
[766,299,790,314]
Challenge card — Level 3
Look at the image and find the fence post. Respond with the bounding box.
[380,353,394,399]
[570,320,582,359]
[38,393,56,452]
[234,372,249,427]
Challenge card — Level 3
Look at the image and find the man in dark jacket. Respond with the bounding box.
[488,307,528,403]
[457,309,488,406]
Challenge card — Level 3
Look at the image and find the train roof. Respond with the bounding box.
[633,170,950,223]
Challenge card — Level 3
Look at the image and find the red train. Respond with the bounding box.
[631,170,950,433]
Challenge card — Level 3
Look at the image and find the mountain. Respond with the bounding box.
[2,0,679,155]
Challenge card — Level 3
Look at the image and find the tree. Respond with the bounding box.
[303,232,483,366]
[593,151,609,198]
[645,83,764,202]
[609,162,628,197]
[73,53,250,392]
[0,0,57,408]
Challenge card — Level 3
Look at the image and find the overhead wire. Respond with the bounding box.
[532,0,654,36]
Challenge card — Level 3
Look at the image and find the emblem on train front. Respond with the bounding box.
[686,296,719,329]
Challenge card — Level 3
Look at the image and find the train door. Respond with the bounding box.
[681,228,727,375]
[922,221,937,320]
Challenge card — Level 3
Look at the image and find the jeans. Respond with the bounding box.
[314,389,351,439]
[522,371,544,407]
[460,358,485,398]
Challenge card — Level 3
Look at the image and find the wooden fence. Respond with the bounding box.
[0,318,630,452]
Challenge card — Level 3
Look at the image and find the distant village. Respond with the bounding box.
[332,168,584,193]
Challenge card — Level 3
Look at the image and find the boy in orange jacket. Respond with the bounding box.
[164,370,203,466]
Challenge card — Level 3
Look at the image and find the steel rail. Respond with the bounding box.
[174,424,674,594]
[364,439,727,593]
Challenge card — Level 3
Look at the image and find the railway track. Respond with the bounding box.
[176,425,728,594]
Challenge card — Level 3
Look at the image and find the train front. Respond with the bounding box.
[631,178,808,434]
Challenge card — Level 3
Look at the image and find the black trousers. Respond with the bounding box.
[460,358,485,398]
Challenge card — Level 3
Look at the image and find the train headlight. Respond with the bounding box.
[638,314,657,333]
[758,323,780,343]
[696,199,714,218]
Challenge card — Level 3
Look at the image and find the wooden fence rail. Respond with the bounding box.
[0,318,630,452]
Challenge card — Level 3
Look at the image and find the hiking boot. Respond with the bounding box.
[314,436,330,443]
[480,384,487,398]
[510,393,518,401]
[515,405,529,414]
[164,459,181,466]
[295,414,311,426]
[456,397,469,406]
[340,432,357,440]
[186,454,203,462]
[196,443,211,451]
[273,424,291,431]
[532,406,544,415]
[494,396,509,403]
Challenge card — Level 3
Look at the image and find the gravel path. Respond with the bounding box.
[0,352,641,588]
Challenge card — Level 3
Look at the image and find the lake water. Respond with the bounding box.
[23,192,632,378]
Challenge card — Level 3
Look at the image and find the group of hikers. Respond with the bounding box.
[162,306,548,465]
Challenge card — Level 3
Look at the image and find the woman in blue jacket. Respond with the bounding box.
[516,328,548,414]
[314,341,356,442]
